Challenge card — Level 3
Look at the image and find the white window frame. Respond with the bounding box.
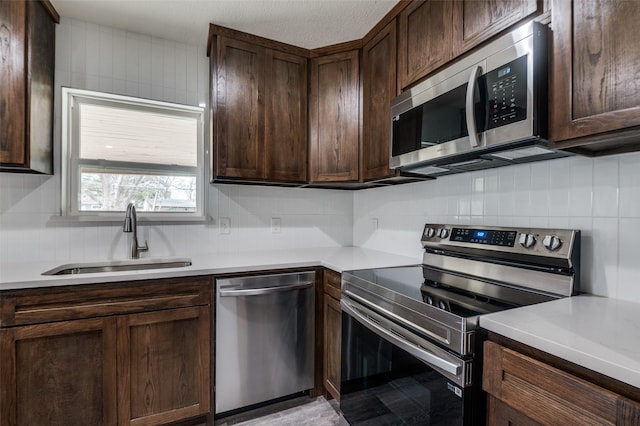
[61,88,206,221]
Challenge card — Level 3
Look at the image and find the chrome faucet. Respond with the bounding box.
[123,202,148,259]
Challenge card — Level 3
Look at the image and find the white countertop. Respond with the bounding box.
[0,246,420,290]
[480,295,640,389]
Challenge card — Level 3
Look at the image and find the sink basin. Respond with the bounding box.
[42,258,192,275]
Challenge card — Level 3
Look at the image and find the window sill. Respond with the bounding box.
[47,214,212,226]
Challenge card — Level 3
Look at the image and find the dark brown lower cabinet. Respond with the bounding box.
[322,269,341,401]
[1,317,118,426]
[118,306,211,426]
[0,277,212,426]
[483,340,640,425]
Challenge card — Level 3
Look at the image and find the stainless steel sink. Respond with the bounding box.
[42,258,192,275]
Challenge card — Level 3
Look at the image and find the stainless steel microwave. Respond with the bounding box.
[390,21,567,177]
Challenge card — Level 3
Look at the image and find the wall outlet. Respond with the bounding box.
[219,217,231,234]
[271,217,281,233]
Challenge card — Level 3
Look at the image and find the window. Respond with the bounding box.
[61,88,205,220]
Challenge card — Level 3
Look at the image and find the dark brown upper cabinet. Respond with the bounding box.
[397,0,455,91]
[265,50,308,182]
[208,25,308,184]
[550,0,640,156]
[397,0,541,92]
[309,47,361,183]
[452,0,540,54]
[362,20,397,182]
[0,0,58,174]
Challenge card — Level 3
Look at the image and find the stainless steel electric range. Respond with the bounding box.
[339,224,581,426]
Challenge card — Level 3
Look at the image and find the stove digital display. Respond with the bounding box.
[450,228,517,247]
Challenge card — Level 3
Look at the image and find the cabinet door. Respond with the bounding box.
[323,294,341,401]
[452,0,539,54]
[0,0,27,166]
[397,0,455,90]
[362,20,396,181]
[265,50,308,182]
[550,0,640,149]
[0,318,117,426]
[117,306,211,426]
[214,37,265,179]
[309,50,360,182]
[483,341,640,425]
[0,0,55,173]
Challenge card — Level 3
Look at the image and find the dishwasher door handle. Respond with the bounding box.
[219,281,314,297]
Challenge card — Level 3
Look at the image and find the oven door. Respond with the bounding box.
[340,298,480,426]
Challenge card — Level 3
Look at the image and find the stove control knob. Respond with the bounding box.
[543,235,562,251]
[438,228,450,239]
[423,227,436,238]
[518,233,536,248]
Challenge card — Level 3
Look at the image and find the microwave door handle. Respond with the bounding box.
[465,65,483,148]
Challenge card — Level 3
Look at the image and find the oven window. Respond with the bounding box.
[340,311,466,425]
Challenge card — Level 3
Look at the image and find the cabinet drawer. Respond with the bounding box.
[0,276,212,327]
[483,341,640,425]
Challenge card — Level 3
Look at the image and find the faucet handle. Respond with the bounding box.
[139,241,149,253]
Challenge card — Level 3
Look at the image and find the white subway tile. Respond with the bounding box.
[591,217,619,298]
[618,153,640,218]
[529,160,550,217]
[498,166,516,216]
[569,156,593,217]
[618,218,640,302]
[513,164,531,216]
[593,156,619,217]
[548,159,571,217]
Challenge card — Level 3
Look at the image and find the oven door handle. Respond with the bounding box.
[341,299,462,377]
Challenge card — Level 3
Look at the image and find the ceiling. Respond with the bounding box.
[50,0,400,51]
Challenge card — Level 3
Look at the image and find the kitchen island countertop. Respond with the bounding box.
[480,295,640,390]
[0,246,420,290]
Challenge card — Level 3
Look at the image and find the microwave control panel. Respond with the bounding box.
[485,55,528,129]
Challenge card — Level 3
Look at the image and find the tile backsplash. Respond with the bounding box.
[1,18,640,303]
[354,153,640,302]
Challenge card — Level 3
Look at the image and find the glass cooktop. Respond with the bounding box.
[344,265,554,318]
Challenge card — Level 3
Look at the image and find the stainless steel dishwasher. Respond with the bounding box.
[215,271,315,415]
